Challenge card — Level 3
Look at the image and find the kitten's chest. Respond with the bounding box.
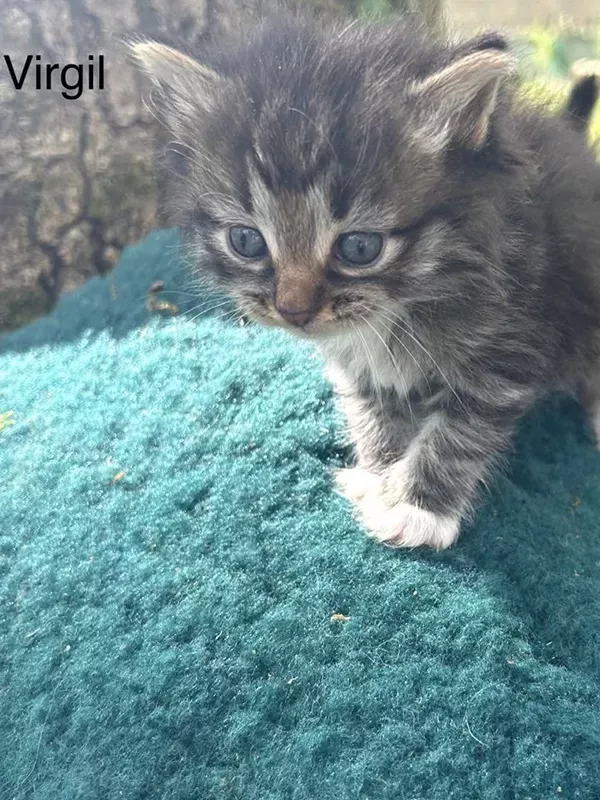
[319,324,423,398]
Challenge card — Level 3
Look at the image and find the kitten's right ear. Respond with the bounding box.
[410,49,514,151]
[129,41,223,123]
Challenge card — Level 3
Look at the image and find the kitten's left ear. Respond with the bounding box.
[411,49,514,150]
[130,41,223,124]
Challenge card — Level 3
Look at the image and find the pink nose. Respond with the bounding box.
[276,306,316,327]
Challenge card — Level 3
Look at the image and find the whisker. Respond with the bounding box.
[373,316,426,423]
[353,321,385,418]
[368,308,431,389]
[128,284,204,307]
[184,298,229,316]
[150,289,202,299]
[359,315,415,427]
[375,306,467,412]
[219,309,244,326]
[186,300,233,324]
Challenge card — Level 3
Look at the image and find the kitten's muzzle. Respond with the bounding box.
[274,268,326,328]
[275,304,318,328]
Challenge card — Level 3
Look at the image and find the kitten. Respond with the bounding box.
[131,17,600,549]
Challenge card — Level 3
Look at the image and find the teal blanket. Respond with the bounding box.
[1,230,599,799]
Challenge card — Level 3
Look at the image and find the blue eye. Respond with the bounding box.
[229,226,268,259]
[335,232,383,266]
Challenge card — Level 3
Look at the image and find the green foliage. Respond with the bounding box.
[524,25,563,76]
[356,0,441,29]
[518,22,599,78]
[517,21,600,150]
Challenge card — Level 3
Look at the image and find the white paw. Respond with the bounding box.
[360,501,461,550]
[334,466,384,504]
[335,466,461,550]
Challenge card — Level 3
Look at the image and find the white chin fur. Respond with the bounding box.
[335,466,461,550]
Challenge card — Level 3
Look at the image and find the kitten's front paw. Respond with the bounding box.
[335,466,461,549]
[334,466,384,504]
[360,501,461,550]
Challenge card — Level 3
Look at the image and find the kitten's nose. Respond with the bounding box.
[276,305,316,327]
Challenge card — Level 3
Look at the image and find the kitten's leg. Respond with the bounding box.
[345,389,532,549]
[330,370,420,506]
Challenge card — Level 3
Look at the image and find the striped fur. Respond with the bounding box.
[133,15,600,548]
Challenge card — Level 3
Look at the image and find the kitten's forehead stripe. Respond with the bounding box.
[249,146,274,192]
[248,164,336,268]
[163,16,465,242]
[252,107,336,194]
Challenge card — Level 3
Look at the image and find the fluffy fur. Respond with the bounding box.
[132,15,600,549]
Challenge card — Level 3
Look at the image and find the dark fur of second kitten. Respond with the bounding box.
[132,16,600,549]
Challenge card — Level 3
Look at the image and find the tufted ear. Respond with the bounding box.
[130,41,223,127]
[411,49,514,150]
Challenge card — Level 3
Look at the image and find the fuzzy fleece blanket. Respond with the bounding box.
[1,229,599,800]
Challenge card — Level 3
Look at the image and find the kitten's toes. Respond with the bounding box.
[334,466,383,504]
[336,467,461,549]
[360,500,461,550]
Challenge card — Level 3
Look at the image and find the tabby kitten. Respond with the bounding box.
[132,16,600,549]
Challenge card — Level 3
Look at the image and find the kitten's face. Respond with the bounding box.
[190,141,447,340]
[134,21,510,338]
